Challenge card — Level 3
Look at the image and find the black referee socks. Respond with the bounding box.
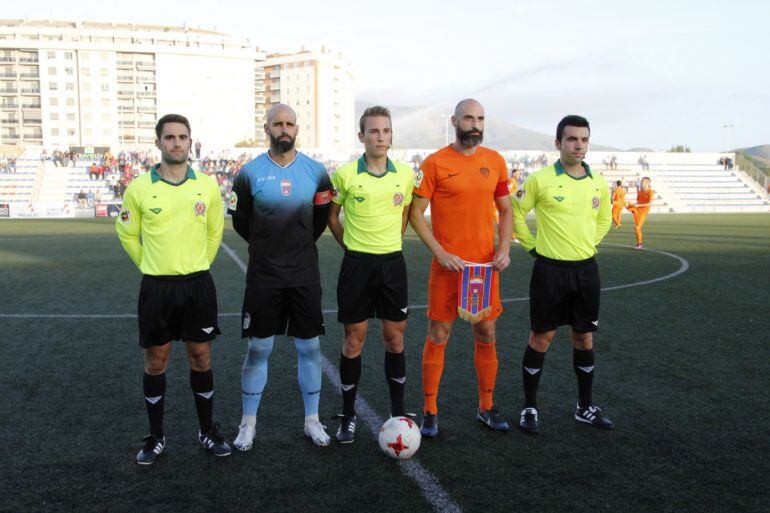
[143,372,166,438]
[385,351,406,417]
[340,354,361,417]
[522,345,546,409]
[190,369,214,434]
[573,348,595,408]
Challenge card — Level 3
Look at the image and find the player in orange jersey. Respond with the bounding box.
[409,98,513,437]
[626,177,654,248]
[611,180,625,229]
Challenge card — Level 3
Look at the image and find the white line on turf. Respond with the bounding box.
[0,244,690,319]
[221,242,463,513]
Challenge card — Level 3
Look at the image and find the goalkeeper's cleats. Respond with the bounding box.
[304,419,331,446]
[233,423,256,452]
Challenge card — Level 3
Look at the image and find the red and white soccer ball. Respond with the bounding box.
[378,416,421,460]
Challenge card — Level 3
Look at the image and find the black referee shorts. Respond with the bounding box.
[138,271,221,348]
[529,256,600,333]
[241,281,325,339]
[337,250,408,324]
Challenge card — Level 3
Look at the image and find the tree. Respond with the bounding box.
[668,145,691,153]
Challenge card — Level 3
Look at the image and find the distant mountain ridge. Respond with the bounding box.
[736,144,770,162]
[355,101,617,151]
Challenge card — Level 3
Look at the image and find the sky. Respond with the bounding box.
[7,0,769,151]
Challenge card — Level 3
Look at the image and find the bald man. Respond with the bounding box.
[409,99,513,437]
[227,104,333,449]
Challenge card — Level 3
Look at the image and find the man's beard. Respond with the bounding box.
[161,151,188,165]
[270,133,296,153]
[457,127,483,148]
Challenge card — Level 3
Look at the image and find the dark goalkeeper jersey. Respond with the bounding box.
[228,151,331,287]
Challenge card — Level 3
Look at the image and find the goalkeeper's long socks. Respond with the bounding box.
[295,337,322,417]
[241,336,274,423]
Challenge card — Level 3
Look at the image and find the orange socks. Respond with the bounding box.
[474,340,498,411]
[421,337,446,415]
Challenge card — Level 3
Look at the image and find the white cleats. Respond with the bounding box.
[303,420,331,447]
[233,423,256,452]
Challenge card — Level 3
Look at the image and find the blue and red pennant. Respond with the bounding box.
[457,262,494,324]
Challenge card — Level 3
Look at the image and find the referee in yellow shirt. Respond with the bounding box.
[511,115,614,433]
[116,114,230,464]
[327,106,415,443]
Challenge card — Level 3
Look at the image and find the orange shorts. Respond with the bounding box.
[427,265,503,322]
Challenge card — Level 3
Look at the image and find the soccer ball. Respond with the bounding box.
[378,416,421,460]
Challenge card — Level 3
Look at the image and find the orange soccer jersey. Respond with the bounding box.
[415,145,509,265]
[628,188,654,245]
[611,187,626,226]
[415,145,509,322]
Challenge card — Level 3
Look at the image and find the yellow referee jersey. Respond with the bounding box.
[512,161,611,261]
[331,155,415,254]
[116,165,224,275]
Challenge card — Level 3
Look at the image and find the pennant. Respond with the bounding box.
[457,262,494,324]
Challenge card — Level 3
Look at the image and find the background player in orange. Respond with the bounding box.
[626,177,654,248]
[409,98,513,437]
[611,180,625,229]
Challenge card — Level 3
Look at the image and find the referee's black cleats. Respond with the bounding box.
[574,404,615,429]
[518,407,540,434]
[199,423,232,456]
[476,406,510,432]
[136,435,165,465]
[420,413,438,438]
[335,414,357,444]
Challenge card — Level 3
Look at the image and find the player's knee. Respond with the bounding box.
[472,323,496,342]
[382,336,404,353]
[187,350,211,371]
[342,337,364,358]
[571,332,593,350]
[144,358,167,374]
[529,331,554,352]
[428,322,451,345]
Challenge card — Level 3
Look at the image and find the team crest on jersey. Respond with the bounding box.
[120,209,130,224]
[515,189,526,201]
[281,179,292,196]
[415,170,424,188]
[479,167,489,177]
[592,196,600,209]
[393,191,404,206]
[228,191,238,209]
[331,187,339,199]
[194,201,206,216]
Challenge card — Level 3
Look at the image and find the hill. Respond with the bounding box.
[736,144,770,162]
[356,102,616,151]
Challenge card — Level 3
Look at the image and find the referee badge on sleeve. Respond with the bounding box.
[119,209,130,224]
[228,191,238,210]
[515,189,526,201]
[592,196,600,209]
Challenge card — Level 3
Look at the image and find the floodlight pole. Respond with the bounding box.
[722,124,734,153]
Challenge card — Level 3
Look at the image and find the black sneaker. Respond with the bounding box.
[420,413,438,438]
[518,407,539,433]
[574,404,615,429]
[335,414,356,444]
[136,435,165,465]
[477,406,510,432]
[198,423,232,456]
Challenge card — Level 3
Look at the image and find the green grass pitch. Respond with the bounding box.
[1,213,768,512]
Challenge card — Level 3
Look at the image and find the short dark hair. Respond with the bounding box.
[155,114,191,139]
[359,105,391,134]
[556,115,590,141]
[616,180,622,186]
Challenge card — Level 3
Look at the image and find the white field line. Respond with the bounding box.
[222,242,463,513]
[0,243,689,320]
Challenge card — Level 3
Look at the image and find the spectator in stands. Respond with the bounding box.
[8,155,16,173]
[77,189,87,207]
[89,162,99,180]
[195,139,202,160]
[53,150,65,167]
[86,189,95,207]
[610,154,618,170]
